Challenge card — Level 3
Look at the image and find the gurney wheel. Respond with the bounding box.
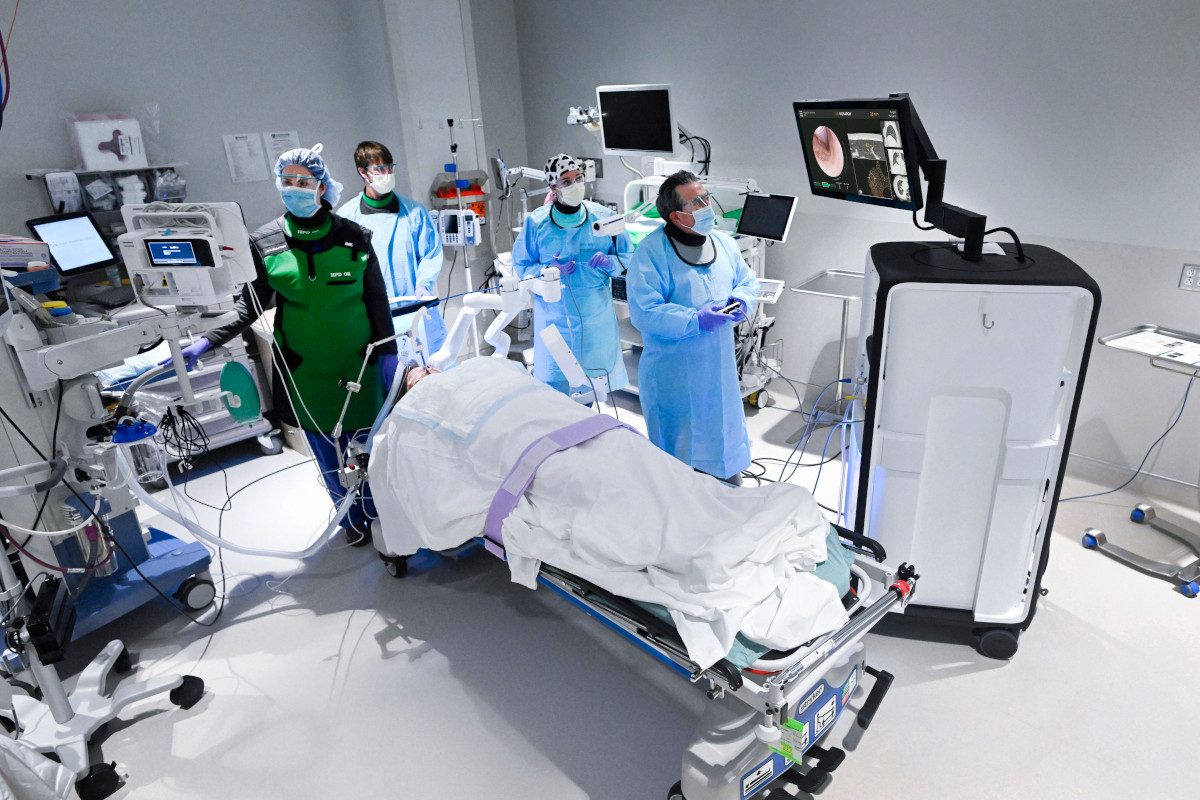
[666,780,686,800]
[977,627,1019,660]
[381,554,408,579]
[1181,581,1199,598]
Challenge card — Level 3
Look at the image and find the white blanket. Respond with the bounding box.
[371,357,849,669]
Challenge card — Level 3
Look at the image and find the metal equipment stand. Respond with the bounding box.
[1082,325,1200,596]
[786,270,862,443]
[0,543,204,798]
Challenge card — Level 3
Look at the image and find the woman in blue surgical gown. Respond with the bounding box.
[512,153,633,394]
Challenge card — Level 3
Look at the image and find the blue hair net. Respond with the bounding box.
[274,143,344,207]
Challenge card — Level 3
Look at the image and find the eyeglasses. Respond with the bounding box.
[279,174,321,189]
[680,192,713,212]
[557,173,586,188]
[363,163,396,175]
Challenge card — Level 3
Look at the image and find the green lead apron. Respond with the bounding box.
[265,215,384,433]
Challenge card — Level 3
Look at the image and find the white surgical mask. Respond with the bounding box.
[369,172,395,194]
[557,181,586,207]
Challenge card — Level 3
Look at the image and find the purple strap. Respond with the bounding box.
[483,415,635,547]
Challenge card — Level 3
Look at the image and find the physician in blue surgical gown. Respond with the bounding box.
[627,171,759,484]
[512,153,633,394]
[338,140,447,352]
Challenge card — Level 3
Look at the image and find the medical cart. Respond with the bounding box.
[1081,325,1200,596]
[843,241,1101,658]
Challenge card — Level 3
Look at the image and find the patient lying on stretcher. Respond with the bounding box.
[371,357,851,670]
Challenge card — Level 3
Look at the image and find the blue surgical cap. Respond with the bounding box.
[274,143,344,207]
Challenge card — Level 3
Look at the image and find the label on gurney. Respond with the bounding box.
[768,718,810,763]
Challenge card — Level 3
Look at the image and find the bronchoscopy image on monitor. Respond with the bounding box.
[812,126,845,177]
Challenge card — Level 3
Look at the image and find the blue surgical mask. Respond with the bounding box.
[281,185,322,218]
[686,204,716,236]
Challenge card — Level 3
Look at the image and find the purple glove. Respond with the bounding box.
[160,337,213,370]
[725,297,748,322]
[551,255,577,276]
[415,285,434,300]
[697,304,734,333]
[379,353,399,393]
[588,252,614,272]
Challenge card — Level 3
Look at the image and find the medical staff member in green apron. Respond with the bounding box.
[198,145,399,546]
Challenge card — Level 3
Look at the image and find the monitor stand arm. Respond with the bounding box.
[894,93,988,260]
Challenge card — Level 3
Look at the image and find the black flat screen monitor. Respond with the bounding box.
[25,212,119,277]
[793,98,922,211]
[736,194,798,243]
[597,84,676,156]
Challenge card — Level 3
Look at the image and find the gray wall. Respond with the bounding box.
[469,0,530,253]
[511,0,1200,488]
[1,0,404,231]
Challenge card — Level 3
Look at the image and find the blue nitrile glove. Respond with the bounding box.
[551,255,577,277]
[160,337,213,370]
[380,353,399,394]
[697,304,734,333]
[588,252,613,272]
[725,297,748,322]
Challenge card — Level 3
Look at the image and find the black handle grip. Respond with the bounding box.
[856,667,894,729]
[832,523,887,563]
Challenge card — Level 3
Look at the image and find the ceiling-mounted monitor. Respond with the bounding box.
[597,84,676,156]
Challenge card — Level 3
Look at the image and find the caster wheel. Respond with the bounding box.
[977,628,1019,660]
[381,554,408,579]
[1181,581,1199,598]
[75,762,125,800]
[257,434,284,456]
[114,646,132,674]
[1082,533,1097,548]
[170,675,204,710]
[667,780,686,800]
[756,390,771,409]
[174,576,217,611]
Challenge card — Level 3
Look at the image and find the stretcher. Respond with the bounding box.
[380,518,916,799]
[366,358,918,796]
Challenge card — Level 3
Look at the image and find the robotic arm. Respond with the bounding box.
[426,265,609,404]
[428,265,561,371]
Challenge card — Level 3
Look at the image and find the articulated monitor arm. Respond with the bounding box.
[893,92,988,260]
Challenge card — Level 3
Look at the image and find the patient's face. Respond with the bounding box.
[406,365,439,391]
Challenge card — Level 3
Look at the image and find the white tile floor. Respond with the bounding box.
[57,386,1200,800]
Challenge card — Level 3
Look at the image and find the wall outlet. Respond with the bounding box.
[1180,263,1200,291]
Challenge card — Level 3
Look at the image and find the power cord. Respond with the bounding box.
[1061,371,1196,502]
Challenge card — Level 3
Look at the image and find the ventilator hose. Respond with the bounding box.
[119,449,353,559]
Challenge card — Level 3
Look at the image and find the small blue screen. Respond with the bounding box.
[147,241,199,266]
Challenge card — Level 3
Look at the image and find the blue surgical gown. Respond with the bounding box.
[512,200,633,393]
[626,227,759,479]
[337,192,447,353]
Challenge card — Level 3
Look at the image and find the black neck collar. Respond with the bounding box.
[665,218,706,247]
[553,200,582,215]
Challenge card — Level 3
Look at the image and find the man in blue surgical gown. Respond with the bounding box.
[627,170,759,484]
[338,140,447,352]
[512,153,633,395]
